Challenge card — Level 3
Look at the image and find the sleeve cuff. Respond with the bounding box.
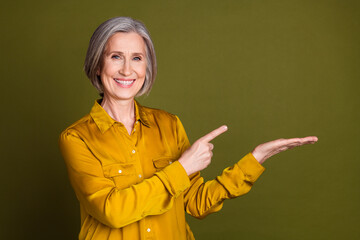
[236,152,265,183]
[154,161,190,198]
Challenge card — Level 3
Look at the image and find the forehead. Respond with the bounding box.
[105,32,146,53]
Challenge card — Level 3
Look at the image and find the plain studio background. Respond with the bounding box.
[1,0,359,239]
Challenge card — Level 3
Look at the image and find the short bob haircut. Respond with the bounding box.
[84,17,157,97]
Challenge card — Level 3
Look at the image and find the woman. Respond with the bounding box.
[59,17,318,240]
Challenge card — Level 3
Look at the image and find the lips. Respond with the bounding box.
[114,78,135,88]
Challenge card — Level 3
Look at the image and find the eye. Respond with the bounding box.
[133,56,142,61]
[111,55,121,59]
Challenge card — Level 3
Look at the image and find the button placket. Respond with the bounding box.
[131,120,139,135]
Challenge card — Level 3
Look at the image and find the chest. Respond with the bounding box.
[86,121,181,189]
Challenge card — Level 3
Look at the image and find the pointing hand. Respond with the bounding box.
[179,125,228,176]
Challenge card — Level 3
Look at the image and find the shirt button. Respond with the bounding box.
[139,174,142,178]
[118,170,122,174]
[132,149,136,154]
[147,228,151,232]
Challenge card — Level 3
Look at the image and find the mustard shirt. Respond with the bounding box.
[59,99,265,240]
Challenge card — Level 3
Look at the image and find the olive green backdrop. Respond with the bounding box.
[1,0,359,239]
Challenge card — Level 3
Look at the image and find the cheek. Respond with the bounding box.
[138,64,147,79]
[101,60,117,75]
[100,67,115,86]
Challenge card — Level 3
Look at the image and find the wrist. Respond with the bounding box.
[251,150,264,164]
[178,158,191,176]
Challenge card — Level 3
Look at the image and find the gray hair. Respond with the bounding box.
[84,17,157,97]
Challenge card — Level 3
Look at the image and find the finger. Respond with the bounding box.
[291,136,318,146]
[208,143,214,151]
[279,136,318,150]
[285,136,317,144]
[301,136,318,143]
[199,125,228,142]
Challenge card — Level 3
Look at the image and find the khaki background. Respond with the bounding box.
[1,0,359,239]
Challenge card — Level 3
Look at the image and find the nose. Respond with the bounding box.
[119,59,131,76]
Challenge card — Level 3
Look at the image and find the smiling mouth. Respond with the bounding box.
[114,79,135,86]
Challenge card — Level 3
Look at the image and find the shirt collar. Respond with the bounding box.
[90,99,150,134]
[134,100,150,128]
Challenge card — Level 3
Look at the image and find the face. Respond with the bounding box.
[98,32,147,102]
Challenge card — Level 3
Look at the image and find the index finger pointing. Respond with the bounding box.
[200,125,228,142]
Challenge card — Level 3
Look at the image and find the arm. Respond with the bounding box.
[175,118,318,219]
[174,118,264,218]
[184,153,264,219]
[59,129,190,229]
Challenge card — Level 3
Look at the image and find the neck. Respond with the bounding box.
[101,95,135,124]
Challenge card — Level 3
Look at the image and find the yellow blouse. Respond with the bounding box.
[59,99,265,240]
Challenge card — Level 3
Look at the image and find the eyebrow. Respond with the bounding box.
[107,51,145,56]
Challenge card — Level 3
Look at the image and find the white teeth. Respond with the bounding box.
[115,79,134,85]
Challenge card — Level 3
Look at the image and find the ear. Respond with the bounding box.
[96,68,100,76]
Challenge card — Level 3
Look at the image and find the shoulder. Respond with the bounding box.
[139,104,181,126]
[59,114,92,139]
[143,105,177,118]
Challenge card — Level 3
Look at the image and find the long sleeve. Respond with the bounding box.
[59,129,190,229]
[184,153,264,219]
[174,117,265,219]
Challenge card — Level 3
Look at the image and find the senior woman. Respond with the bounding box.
[59,17,317,240]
